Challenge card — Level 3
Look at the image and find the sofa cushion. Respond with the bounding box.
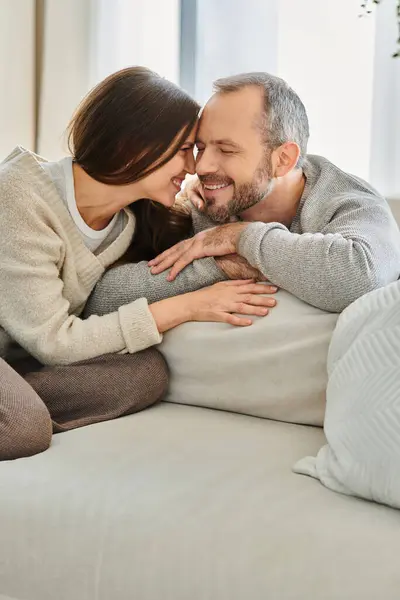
[159,289,338,426]
[294,280,400,509]
[0,404,400,600]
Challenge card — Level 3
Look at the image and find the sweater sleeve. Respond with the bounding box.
[238,193,400,312]
[84,258,227,317]
[0,196,162,366]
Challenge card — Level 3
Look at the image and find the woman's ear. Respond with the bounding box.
[273,142,301,177]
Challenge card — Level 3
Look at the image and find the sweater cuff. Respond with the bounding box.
[195,257,228,282]
[238,222,286,266]
[118,298,162,353]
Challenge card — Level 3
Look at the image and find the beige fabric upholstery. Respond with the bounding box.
[0,350,168,461]
[0,403,399,600]
[160,290,338,426]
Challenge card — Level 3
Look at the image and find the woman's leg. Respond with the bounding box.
[0,358,52,460]
[21,350,168,432]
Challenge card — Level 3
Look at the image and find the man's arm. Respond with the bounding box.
[238,193,400,312]
[84,258,227,317]
[85,196,267,318]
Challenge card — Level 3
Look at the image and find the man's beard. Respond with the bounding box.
[200,159,273,224]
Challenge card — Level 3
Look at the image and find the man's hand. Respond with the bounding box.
[149,223,249,281]
[215,254,268,283]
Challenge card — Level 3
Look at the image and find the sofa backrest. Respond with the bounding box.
[388,199,400,227]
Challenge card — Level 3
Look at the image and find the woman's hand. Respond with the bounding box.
[149,280,277,332]
[176,174,205,211]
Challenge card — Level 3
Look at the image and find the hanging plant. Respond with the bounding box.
[360,0,400,57]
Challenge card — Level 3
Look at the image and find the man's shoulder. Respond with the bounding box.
[299,155,393,228]
[304,154,383,200]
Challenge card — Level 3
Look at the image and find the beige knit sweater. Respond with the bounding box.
[0,147,162,366]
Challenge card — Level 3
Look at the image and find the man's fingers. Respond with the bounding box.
[150,255,180,274]
[149,241,188,267]
[150,245,189,273]
[167,253,197,281]
[149,250,175,268]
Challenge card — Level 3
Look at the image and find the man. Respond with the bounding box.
[85,72,400,317]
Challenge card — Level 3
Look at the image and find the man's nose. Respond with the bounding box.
[196,149,218,175]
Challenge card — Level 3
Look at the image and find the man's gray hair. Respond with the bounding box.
[213,72,310,168]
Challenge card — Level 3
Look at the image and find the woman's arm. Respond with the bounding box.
[0,192,162,366]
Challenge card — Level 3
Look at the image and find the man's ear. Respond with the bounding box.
[273,142,301,177]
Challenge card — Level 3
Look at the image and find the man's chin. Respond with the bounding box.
[205,206,232,223]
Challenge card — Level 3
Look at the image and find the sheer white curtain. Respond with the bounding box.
[0,0,181,161]
[37,0,93,157]
[38,0,181,158]
[2,0,398,192]
[0,0,35,159]
[185,0,279,104]
[277,0,376,181]
[91,0,180,86]
[184,0,378,181]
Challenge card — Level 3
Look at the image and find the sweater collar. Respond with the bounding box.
[2,147,136,290]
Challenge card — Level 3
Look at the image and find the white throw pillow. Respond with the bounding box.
[293,280,400,509]
[159,290,338,426]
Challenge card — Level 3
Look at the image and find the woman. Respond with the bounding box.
[0,67,275,461]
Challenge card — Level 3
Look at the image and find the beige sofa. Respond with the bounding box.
[1,204,400,600]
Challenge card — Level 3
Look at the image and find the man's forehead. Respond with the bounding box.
[198,87,263,139]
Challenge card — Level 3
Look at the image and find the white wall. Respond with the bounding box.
[193,0,279,104]
[0,0,35,159]
[277,0,376,180]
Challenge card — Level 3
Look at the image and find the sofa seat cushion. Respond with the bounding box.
[0,403,399,600]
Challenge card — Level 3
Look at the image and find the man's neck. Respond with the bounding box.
[240,168,306,227]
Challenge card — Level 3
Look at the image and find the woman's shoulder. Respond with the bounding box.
[0,146,57,212]
[0,146,48,185]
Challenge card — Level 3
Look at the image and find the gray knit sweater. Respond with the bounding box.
[85,155,400,316]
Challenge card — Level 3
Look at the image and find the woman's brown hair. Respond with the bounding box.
[68,66,200,261]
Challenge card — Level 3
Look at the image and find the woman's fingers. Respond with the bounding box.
[240,295,276,307]
[191,190,206,212]
[238,283,278,295]
[234,303,270,316]
[222,279,255,286]
[261,285,278,294]
[219,314,253,327]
